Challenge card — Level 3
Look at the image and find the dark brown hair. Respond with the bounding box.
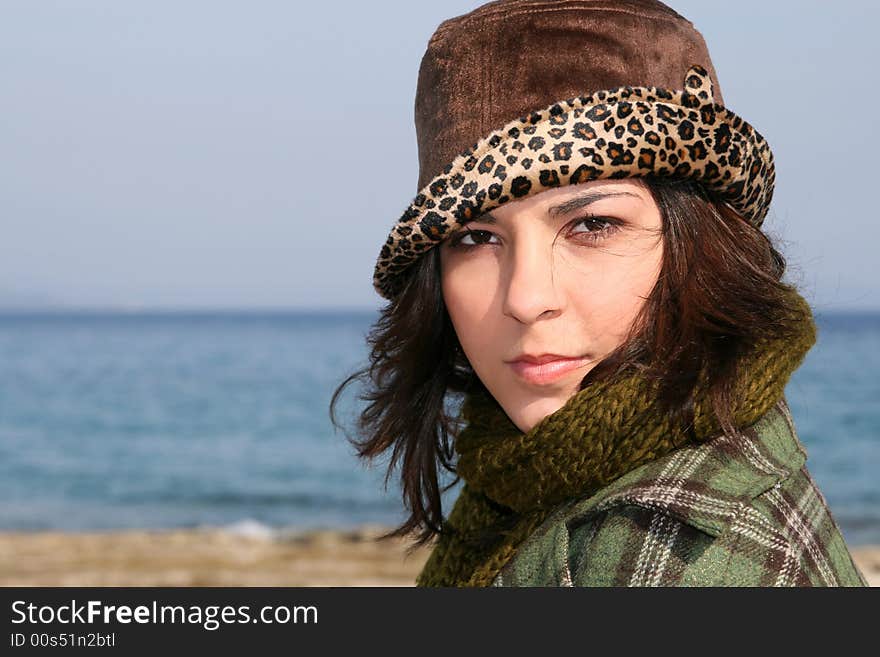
[329,175,805,548]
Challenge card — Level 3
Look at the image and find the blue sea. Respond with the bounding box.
[0,310,877,546]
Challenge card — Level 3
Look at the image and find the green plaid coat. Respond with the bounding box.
[492,398,868,587]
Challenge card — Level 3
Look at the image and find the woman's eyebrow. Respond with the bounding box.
[547,190,641,217]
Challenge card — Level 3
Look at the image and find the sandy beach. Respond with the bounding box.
[0,527,877,587]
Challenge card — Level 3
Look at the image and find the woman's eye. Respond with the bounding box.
[449,229,498,248]
[571,216,611,233]
[568,215,619,241]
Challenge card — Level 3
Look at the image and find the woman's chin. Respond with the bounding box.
[502,392,571,433]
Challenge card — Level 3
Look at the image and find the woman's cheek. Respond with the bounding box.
[445,286,491,355]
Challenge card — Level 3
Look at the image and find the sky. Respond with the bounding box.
[2,0,878,311]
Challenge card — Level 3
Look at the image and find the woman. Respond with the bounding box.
[331,0,868,586]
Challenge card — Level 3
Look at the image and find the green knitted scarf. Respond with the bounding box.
[416,287,817,587]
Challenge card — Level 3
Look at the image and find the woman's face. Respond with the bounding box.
[439,178,664,433]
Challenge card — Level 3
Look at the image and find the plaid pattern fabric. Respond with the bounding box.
[491,398,868,587]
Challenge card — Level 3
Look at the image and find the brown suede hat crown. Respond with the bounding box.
[374,0,775,300]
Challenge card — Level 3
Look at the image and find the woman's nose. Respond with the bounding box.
[501,240,563,323]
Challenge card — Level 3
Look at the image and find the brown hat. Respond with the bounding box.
[373,0,775,300]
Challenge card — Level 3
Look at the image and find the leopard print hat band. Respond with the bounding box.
[373,0,776,301]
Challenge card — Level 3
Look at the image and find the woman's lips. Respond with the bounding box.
[508,356,591,385]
